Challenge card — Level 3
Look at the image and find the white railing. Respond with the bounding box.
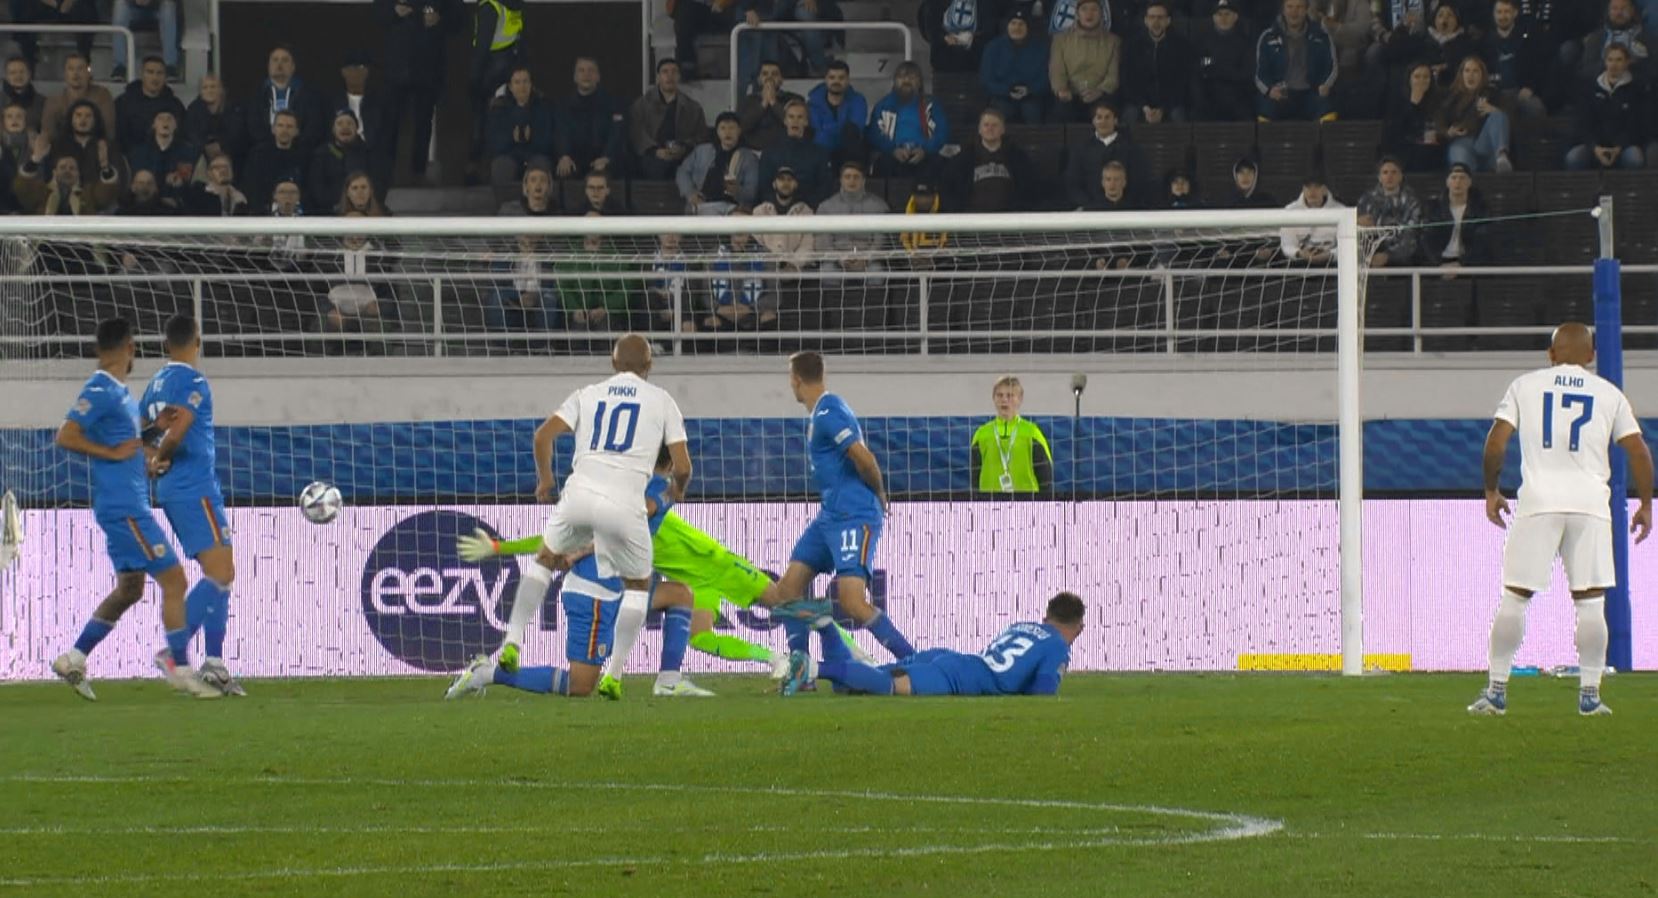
[0,24,137,81]
[728,21,912,109]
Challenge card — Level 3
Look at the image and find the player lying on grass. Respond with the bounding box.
[446,469,706,698]
[781,592,1084,697]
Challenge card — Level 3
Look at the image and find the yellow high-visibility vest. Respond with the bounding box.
[477,0,523,51]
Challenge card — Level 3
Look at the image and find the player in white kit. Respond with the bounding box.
[528,334,692,694]
[1473,323,1653,717]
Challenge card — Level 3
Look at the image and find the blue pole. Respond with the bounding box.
[1593,257,1633,673]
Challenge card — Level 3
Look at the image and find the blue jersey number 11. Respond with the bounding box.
[589,401,641,453]
[1541,391,1594,452]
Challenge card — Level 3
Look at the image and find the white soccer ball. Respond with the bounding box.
[299,481,343,525]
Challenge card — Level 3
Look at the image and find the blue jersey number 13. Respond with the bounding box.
[1541,391,1594,452]
[589,401,641,453]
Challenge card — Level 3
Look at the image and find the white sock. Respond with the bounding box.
[66,648,86,665]
[1574,597,1609,690]
[602,589,651,680]
[655,670,681,688]
[1488,589,1530,686]
[505,563,552,648]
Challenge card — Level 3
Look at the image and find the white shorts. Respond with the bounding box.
[541,483,652,581]
[1502,513,1615,593]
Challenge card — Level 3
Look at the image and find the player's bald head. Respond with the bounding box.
[611,333,653,377]
[1548,321,1595,366]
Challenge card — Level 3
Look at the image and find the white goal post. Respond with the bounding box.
[0,208,1367,678]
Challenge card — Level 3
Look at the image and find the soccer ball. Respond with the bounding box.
[299,482,343,525]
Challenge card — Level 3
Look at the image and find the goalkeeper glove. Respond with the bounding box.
[456,528,502,563]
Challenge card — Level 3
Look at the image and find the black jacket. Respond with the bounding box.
[185,98,242,162]
[1064,132,1150,208]
[1121,29,1196,112]
[377,0,461,88]
[113,81,188,153]
[331,91,392,153]
[1480,25,1550,96]
[757,135,833,205]
[241,141,307,210]
[243,78,328,156]
[555,89,627,170]
[183,182,250,216]
[1575,74,1648,149]
[941,139,1039,212]
[308,138,373,213]
[1192,18,1255,117]
[1382,88,1445,174]
[1419,188,1492,264]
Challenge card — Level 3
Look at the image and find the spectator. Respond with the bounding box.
[738,0,840,89]
[335,51,390,180]
[1084,158,1138,210]
[1419,162,1491,266]
[1318,0,1374,75]
[48,99,124,205]
[1,103,28,165]
[1195,0,1257,120]
[1566,43,1647,169]
[111,0,180,81]
[918,0,1005,73]
[337,171,390,216]
[1436,55,1514,172]
[1279,171,1346,264]
[554,57,625,179]
[738,61,803,152]
[816,161,890,277]
[115,57,187,156]
[185,73,240,167]
[1482,0,1550,118]
[118,168,174,215]
[125,109,195,205]
[1421,2,1477,86]
[1063,99,1147,208]
[41,53,115,141]
[1163,168,1202,207]
[574,169,626,215]
[3,57,44,133]
[868,62,950,177]
[559,232,633,332]
[630,59,708,180]
[647,232,691,333]
[486,66,556,191]
[243,110,307,211]
[16,154,111,214]
[310,110,373,212]
[1122,1,1195,122]
[982,10,1052,124]
[1369,0,1428,70]
[1224,155,1279,207]
[323,218,389,347]
[1049,0,1122,122]
[9,0,94,74]
[759,100,831,204]
[1579,0,1651,83]
[1382,61,1445,172]
[677,112,761,214]
[752,166,815,270]
[900,181,949,257]
[1046,0,1103,37]
[708,214,776,331]
[1355,156,1421,267]
[807,60,869,165]
[469,0,526,169]
[670,0,738,82]
[1256,0,1338,121]
[501,163,556,215]
[970,375,1053,495]
[183,154,249,215]
[244,46,326,156]
[378,0,458,183]
[943,107,1037,212]
[1519,1,1599,100]
[487,234,559,334]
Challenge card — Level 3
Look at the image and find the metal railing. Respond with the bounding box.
[0,24,137,82]
[1,264,1651,358]
[728,21,912,109]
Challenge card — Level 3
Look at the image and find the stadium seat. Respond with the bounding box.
[1473,172,1537,262]
[1318,120,1383,186]
[1363,274,1412,352]
[1255,122,1318,185]
[1419,277,1476,352]
[1599,171,1658,263]
[628,180,683,216]
[1513,115,1574,172]
[1472,276,1543,351]
[1190,122,1256,197]
[882,177,916,209]
[560,179,588,214]
[1621,270,1658,348]
[1532,173,1602,263]
[1131,122,1192,184]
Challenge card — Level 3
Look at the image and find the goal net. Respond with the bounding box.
[0,210,1371,682]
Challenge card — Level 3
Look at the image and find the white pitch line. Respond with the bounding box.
[1290,831,1642,846]
[0,823,1125,838]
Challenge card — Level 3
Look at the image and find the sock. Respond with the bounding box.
[863,610,916,661]
[493,664,568,695]
[819,660,895,695]
[72,618,115,657]
[165,627,191,667]
[601,589,651,680]
[817,623,852,663]
[505,563,552,647]
[184,578,231,659]
[1574,597,1609,690]
[782,617,810,654]
[660,607,691,673]
[1488,589,1530,686]
[689,630,775,663]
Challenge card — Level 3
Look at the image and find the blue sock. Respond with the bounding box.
[782,617,810,654]
[72,618,115,656]
[494,665,569,695]
[185,578,231,658]
[819,660,895,695]
[660,607,691,672]
[817,624,852,663]
[165,627,191,666]
[204,589,230,659]
[864,611,916,660]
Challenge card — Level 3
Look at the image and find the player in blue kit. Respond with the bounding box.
[50,318,219,700]
[766,351,915,673]
[782,593,1085,697]
[140,315,244,696]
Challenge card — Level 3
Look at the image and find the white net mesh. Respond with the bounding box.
[0,212,1370,679]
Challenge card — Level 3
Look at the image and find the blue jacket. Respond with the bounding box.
[486,94,557,161]
[980,34,1052,99]
[806,83,869,153]
[867,91,949,155]
[1253,17,1337,96]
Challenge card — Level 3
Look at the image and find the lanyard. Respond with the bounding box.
[994,418,1018,491]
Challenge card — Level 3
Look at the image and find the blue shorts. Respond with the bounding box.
[161,493,231,558]
[887,649,997,696]
[790,514,882,581]
[561,588,620,668]
[96,512,180,576]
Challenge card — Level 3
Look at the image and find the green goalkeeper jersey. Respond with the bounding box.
[652,511,772,611]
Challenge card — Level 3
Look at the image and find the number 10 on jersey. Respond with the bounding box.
[589,401,641,453]
[1542,391,1594,452]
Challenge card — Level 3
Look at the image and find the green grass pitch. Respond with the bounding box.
[2,673,1655,897]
